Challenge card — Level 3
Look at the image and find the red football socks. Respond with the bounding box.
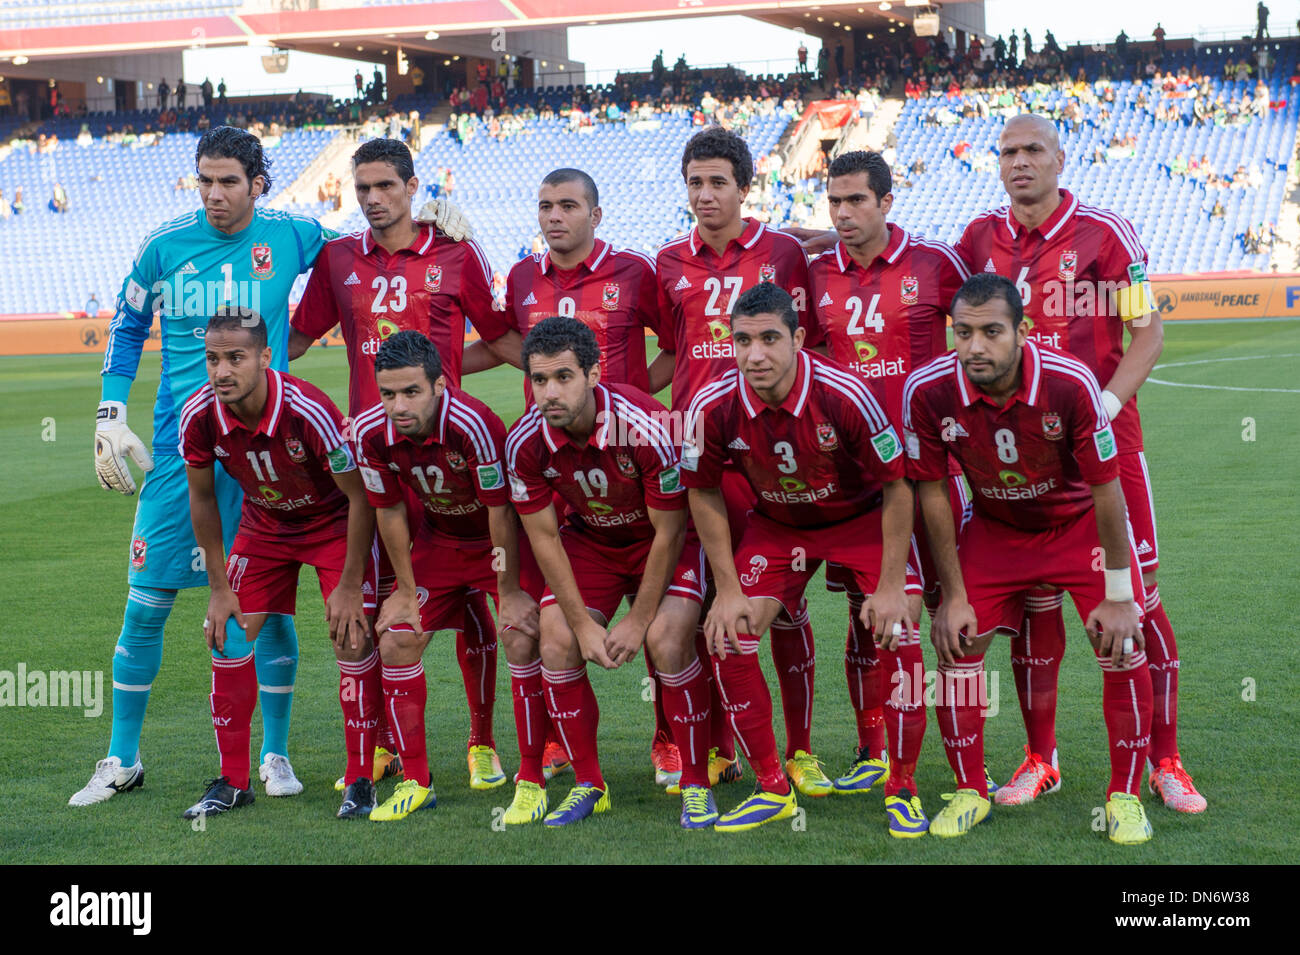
[844,591,887,756]
[712,639,789,794]
[769,604,815,758]
[1141,588,1180,763]
[935,655,988,796]
[878,627,926,797]
[1011,591,1065,766]
[1097,648,1154,796]
[381,660,429,787]
[338,652,382,785]
[542,665,604,790]
[211,654,257,790]
[456,590,497,749]
[657,657,712,788]
[508,659,547,786]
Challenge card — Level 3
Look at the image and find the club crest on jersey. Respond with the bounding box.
[1058,251,1078,281]
[758,264,776,283]
[816,422,839,452]
[425,265,443,293]
[615,452,637,478]
[130,536,147,570]
[602,283,620,311]
[1041,413,1063,440]
[900,275,919,305]
[445,450,468,472]
[285,437,307,463]
[251,244,273,277]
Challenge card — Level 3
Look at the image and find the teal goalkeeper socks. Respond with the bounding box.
[254,613,298,761]
[106,587,174,763]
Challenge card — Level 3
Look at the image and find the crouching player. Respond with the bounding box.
[353,330,545,822]
[681,283,918,834]
[506,317,717,829]
[180,310,381,819]
[903,274,1154,843]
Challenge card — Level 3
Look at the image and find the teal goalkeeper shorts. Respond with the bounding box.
[125,453,243,590]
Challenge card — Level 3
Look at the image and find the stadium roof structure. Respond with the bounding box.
[1,0,982,62]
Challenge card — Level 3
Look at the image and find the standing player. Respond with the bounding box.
[289,138,521,791]
[505,167,683,786]
[903,274,1154,843]
[353,331,546,823]
[810,150,969,811]
[73,127,326,807]
[954,114,1202,812]
[505,318,717,829]
[179,312,379,819]
[657,126,827,795]
[682,284,916,833]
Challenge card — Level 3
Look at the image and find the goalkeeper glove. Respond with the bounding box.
[415,198,475,241]
[94,401,154,495]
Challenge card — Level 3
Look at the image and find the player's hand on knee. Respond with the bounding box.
[1086,599,1142,667]
[205,589,245,654]
[705,591,754,658]
[326,584,369,651]
[863,585,911,651]
[376,587,422,639]
[603,617,646,668]
[415,198,474,241]
[575,616,616,669]
[497,588,540,639]
[94,401,154,494]
[932,598,976,665]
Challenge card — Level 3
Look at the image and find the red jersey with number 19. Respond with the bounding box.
[178,369,355,544]
[656,218,820,410]
[903,340,1120,532]
[291,225,512,414]
[506,238,660,397]
[954,189,1152,453]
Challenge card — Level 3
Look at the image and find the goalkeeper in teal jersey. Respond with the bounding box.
[70,127,330,806]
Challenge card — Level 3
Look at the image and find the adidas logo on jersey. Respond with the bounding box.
[522,292,538,306]
[728,436,750,451]
[674,276,691,291]
[344,271,360,286]
[179,260,199,275]
[682,569,699,583]
[818,291,833,308]
[543,466,560,479]
[983,258,997,273]
[1137,540,1153,555]
[214,445,228,458]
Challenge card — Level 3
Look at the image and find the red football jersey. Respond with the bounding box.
[903,340,1120,531]
[656,218,820,410]
[353,385,509,546]
[291,225,511,414]
[955,189,1152,453]
[505,382,684,546]
[680,349,905,528]
[179,369,355,544]
[810,226,968,426]
[506,238,660,398]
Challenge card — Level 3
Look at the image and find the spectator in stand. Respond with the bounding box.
[797,41,808,75]
[0,189,10,219]
[202,77,213,108]
[157,79,169,109]
[1256,44,1272,81]
[176,79,186,109]
[993,35,1006,69]
[818,46,830,83]
[834,40,845,81]
[1153,23,1166,59]
[1008,31,1018,67]
[1171,153,1187,176]
[1258,2,1270,41]
[49,181,69,213]
[1023,30,1033,57]
[217,79,227,106]
[85,292,100,318]
[354,70,364,99]
[11,187,24,215]
[1210,198,1226,218]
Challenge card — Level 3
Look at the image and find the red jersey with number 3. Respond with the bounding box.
[903,340,1120,532]
[656,218,819,410]
[291,225,511,414]
[506,238,660,398]
[955,189,1152,453]
[505,383,684,546]
[179,369,355,544]
[680,350,905,527]
[352,386,509,546]
[810,226,968,426]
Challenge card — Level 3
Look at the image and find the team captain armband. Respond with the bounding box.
[1116,263,1154,321]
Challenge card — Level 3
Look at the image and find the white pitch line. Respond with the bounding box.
[1147,354,1300,393]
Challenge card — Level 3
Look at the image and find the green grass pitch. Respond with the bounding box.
[1,320,1296,864]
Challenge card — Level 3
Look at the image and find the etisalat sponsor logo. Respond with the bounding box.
[49,885,152,935]
[0,664,103,717]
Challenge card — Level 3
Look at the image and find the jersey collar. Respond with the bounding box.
[215,368,287,437]
[739,349,812,419]
[834,223,908,273]
[688,217,764,257]
[542,382,612,452]
[387,387,451,447]
[956,339,1043,409]
[540,237,610,274]
[360,223,436,257]
[1005,189,1078,242]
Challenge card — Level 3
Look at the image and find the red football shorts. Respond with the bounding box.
[1118,451,1160,572]
[226,531,379,616]
[735,509,922,617]
[539,525,706,623]
[958,510,1146,637]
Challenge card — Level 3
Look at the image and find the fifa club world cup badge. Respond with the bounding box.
[285,437,307,463]
[1058,251,1078,281]
[900,275,919,305]
[615,452,637,478]
[425,265,442,293]
[1041,413,1063,440]
[251,244,273,277]
[816,422,839,452]
[130,537,148,570]
[602,283,620,311]
[445,450,468,472]
[758,264,776,283]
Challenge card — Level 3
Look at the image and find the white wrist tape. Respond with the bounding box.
[1104,568,1134,603]
[1100,390,1123,422]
